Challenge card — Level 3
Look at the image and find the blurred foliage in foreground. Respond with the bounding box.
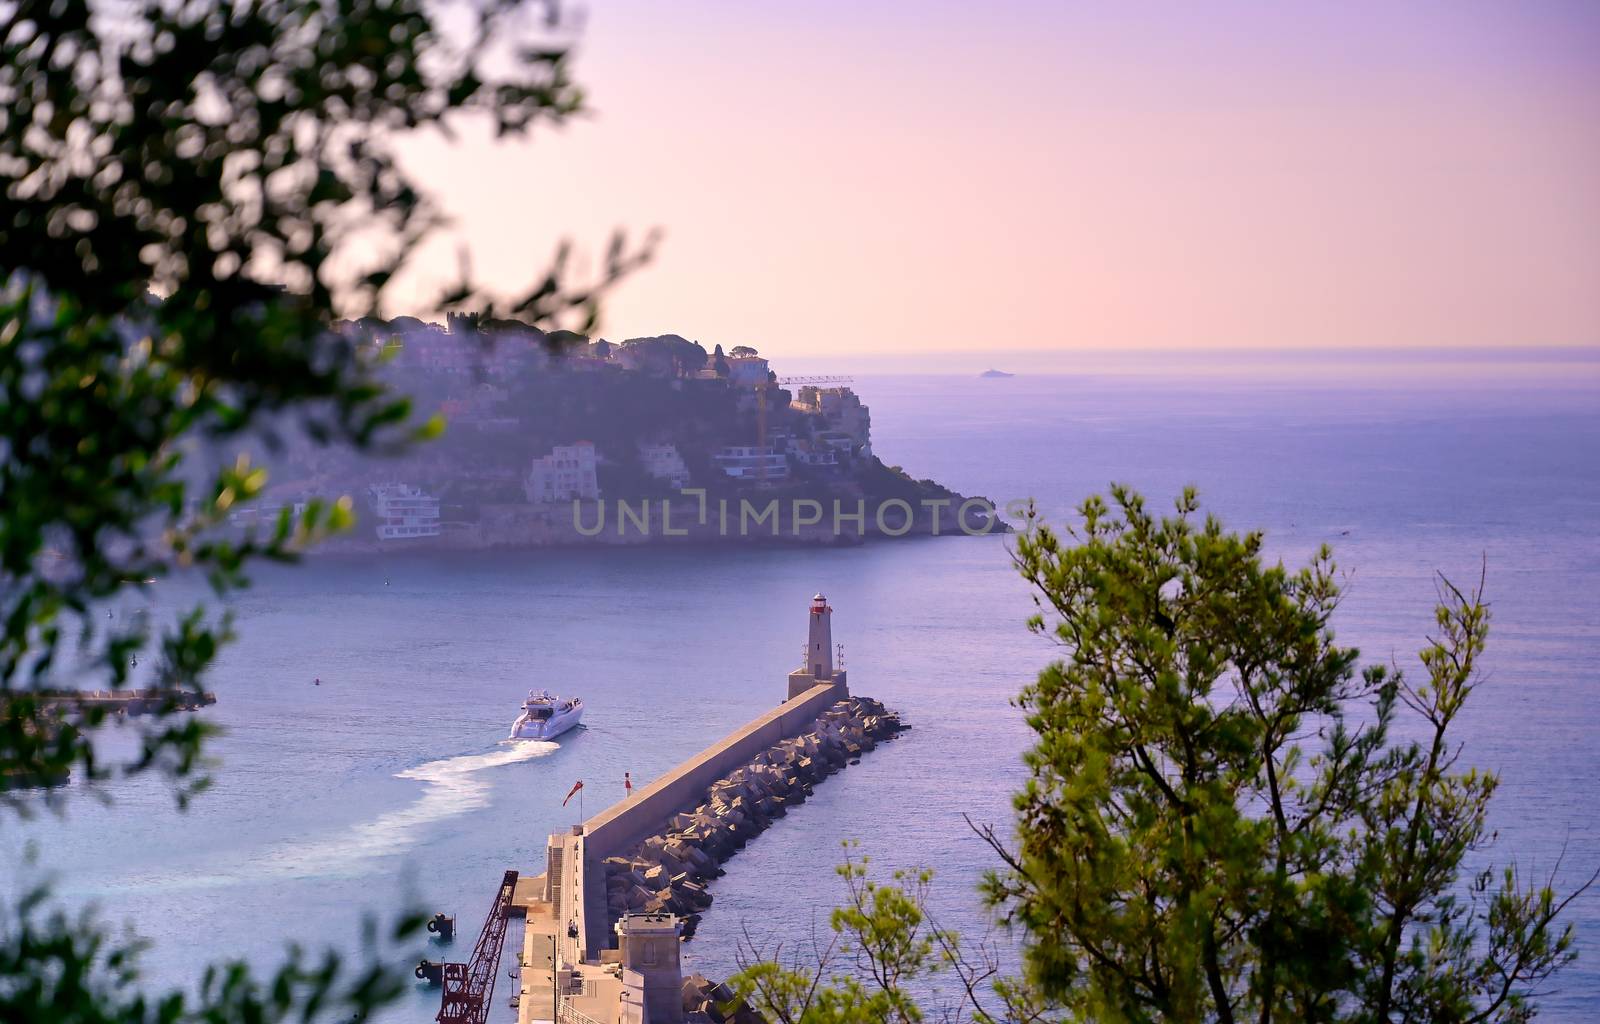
[2,0,645,1018]
[728,489,1591,1023]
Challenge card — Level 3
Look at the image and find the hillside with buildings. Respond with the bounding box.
[232,316,1002,550]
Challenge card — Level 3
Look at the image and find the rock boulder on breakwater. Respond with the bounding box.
[602,696,906,941]
[681,973,765,1023]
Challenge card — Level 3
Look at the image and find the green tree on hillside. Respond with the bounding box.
[1,0,644,1019]
[730,488,1590,1023]
[620,334,707,377]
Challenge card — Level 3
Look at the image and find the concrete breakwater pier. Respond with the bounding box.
[599,694,906,944]
[2,690,219,791]
[35,688,218,716]
[433,594,904,1024]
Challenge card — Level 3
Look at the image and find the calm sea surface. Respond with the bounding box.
[5,356,1599,1020]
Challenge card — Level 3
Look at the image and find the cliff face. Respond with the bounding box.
[271,321,1007,549]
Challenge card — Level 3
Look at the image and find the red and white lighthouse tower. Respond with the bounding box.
[788,593,849,700]
[807,593,833,680]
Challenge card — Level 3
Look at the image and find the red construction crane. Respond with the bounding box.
[752,379,777,482]
[437,870,519,1024]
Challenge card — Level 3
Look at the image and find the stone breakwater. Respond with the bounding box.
[38,688,218,716]
[600,696,906,942]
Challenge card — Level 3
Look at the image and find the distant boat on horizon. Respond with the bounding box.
[980,369,1015,378]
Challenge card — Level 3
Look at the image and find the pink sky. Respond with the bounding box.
[392,1,1600,356]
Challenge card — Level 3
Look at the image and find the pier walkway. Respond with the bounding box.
[494,593,885,1024]
[33,689,217,715]
[510,681,844,1024]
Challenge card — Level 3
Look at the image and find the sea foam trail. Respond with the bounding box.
[260,740,561,878]
[108,740,560,892]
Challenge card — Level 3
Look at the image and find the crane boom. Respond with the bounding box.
[778,375,853,386]
[437,870,519,1024]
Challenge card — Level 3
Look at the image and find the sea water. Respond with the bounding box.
[4,352,1598,1020]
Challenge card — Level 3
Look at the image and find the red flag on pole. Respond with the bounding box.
[563,780,584,807]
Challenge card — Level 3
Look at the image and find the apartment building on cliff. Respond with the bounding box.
[712,445,790,480]
[793,385,871,456]
[639,443,692,489]
[727,354,770,389]
[526,441,601,503]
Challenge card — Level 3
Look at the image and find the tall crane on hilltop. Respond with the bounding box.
[754,375,854,482]
[437,870,519,1024]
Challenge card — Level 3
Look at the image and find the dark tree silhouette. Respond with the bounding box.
[1,0,649,1019]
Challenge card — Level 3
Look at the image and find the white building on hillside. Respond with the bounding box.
[794,385,871,455]
[368,484,442,540]
[786,438,840,467]
[526,441,601,503]
[713,445,789,480]
[639,443,691,489]
[228,498,309,530]
[727,355,770,389]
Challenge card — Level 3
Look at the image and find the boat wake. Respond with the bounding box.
[279,740,561,876]
[397,740,561,796]
[111,740,561,892]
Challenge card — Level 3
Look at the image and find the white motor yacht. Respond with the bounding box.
[509,689,584,741]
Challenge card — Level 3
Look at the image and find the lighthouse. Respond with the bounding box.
[807,593,833,679]
[787,593,849,700]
